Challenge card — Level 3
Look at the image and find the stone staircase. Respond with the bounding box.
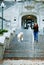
[3,29,44,59]
[4,34,33,58]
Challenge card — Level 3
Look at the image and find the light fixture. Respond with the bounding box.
[1,2,6,30]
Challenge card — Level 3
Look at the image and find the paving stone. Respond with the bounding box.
[2,60,44,65]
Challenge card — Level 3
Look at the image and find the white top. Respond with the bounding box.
[0,35,5,44]
[27,27,34,43]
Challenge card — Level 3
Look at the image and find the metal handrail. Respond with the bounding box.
[0,17,10,22]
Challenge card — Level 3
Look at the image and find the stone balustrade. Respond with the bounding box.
[0,29,16,60]
[0,35,6,60]
[4,29,16,49]
[4,32,11,49]
[12,28,16,37]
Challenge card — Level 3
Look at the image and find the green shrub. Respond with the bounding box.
[0,29,3,34]
[0,29,8,35]
[2,29,8,32]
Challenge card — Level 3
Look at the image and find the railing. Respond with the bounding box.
[0,17,11,30]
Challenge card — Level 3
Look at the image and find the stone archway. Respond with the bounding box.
[21,15,37,29]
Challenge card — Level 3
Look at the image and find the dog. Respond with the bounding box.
[17,32,23,42]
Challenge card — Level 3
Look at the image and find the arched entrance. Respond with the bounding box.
[21,15,37,29]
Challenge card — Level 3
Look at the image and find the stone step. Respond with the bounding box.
[4,52,44,58]
[4,41,44,58]
[4,48,44,58]
[4,52,34,58]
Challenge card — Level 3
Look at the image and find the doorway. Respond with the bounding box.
[21,15,37,29]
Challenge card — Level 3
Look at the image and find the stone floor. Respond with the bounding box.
[0,59,44,65]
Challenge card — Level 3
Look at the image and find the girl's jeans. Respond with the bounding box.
[34,32,38,42]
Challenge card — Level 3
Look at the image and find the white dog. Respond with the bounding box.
[17,32,23,42]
